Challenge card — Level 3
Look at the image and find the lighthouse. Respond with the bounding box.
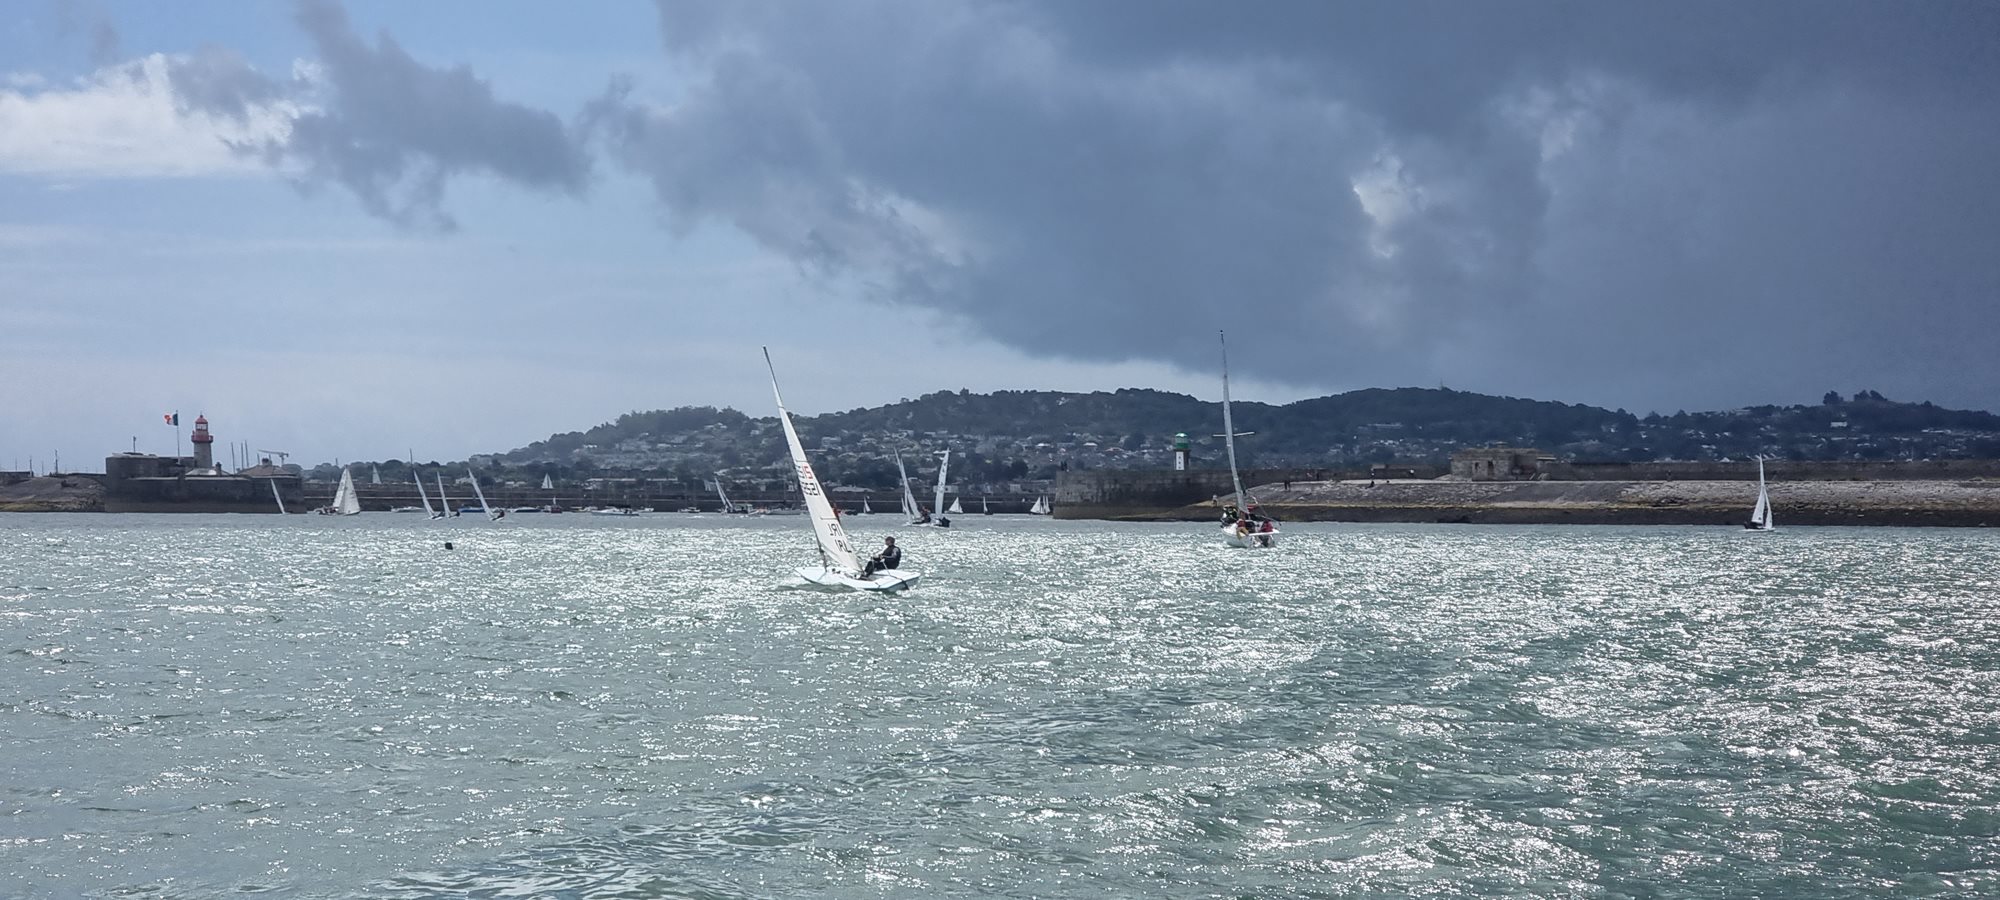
[191,414,215,470]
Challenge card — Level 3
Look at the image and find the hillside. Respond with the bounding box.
[311,388,2000,490]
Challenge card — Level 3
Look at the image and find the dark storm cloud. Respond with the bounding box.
[165,0,589,230]
[590,0,2000,411]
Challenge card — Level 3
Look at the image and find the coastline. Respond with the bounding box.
[1103,479,2000,527]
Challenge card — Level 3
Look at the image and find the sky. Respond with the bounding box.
[3,0,1997,469]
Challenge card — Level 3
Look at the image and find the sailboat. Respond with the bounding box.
[982,496,991,515]
[468,467,502,521]
[932,451,953,525]
[1744,457,1776,531]
[861,497,873,515]
[1217,330,1278,548]
[318,467,362,516]
[538,472,562,513]
[1029,496,1050,515]
[415,470,442,519]
[948,497,964,515]
[270,478,287,514]
[435,472,459,517]
[370,465,381,485]
[895,450,924,524]
[766,348,919,592]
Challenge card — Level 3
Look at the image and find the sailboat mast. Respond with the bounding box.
[1220,330,1248,511]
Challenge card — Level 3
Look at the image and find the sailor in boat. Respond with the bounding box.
[1221,504,1240,525]
[937,513,951,528]
[916,507,932,525]
[863,536,902,576]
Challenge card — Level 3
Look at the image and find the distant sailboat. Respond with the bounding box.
[416,470,442,519]
[435,472,459,517]
[1029,496,1050,516]
[370,465,381,485]
[982,496,991,515]
[932,451,952,525]
[1217,330,1278,548]
[766,348,918,592]
[1745,457,1776,531]
[270,479,286,514]
[895,450,923,524]
[318,467,362,516]
[948,496,964,515]
[468,467,502,521]
[540,472,561,513]
[861,497,873,515]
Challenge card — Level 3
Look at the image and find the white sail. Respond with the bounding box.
[896,450,921,522]
[764,349,864,576]
[415,470,437,517]
[333,467,362,516]
[1030,496,1050,515]
[1218,330,1278,547]
[541,473,554,491]
[862,497,873,514]
[932,451,951,519]
[435,472,454,516]
[371,465,381,484]
[982,496,990,514]
[270,479,286,514]
[714,475,737,513]
[948,497,963,515]
[467,466,498,520]
[1749,457,1775,530]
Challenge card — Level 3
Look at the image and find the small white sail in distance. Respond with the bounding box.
[896,450,921,522]
[932,450,952,519]
[763,348,864,576]
[1748,456,1775,531]
[333,467,362,516]
[270,478,286,514]
[542,473,554,491]
[435,472,454,516]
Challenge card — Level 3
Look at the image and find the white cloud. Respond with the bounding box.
[0,54,293,178]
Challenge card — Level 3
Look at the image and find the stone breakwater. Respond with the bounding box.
[1145,479,2000,527]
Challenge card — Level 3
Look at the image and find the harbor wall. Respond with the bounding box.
[103,475,304,514]
[1542,459,2000,482]
[1052,468,1334,520]
[1159,479,2000,527]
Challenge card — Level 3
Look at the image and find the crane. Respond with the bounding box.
[257,449,291,467]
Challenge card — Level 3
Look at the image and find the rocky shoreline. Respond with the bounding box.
[1146,479,2000,527]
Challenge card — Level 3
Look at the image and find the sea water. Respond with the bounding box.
[2,514,1996,898]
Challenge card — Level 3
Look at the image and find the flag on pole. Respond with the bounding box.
[163,412,178,426]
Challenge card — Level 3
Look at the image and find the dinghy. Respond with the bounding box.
[895,450,923,524]
[1216,330,1279,548]
[270,478,286,514]
[767,348,919,592]
[467,467,502,521]
[1744,457,1776,531]
[435,472,459,517]
[415,470,443,519]
[1029,496,1050,515]
[318,467,362,516]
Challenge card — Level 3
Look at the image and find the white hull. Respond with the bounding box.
[1222,521,1279,548]
[795,566,921,592]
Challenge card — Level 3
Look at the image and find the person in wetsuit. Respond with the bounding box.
[863,536,902,576]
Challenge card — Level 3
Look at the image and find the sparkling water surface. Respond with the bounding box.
[3,513,1997,898]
